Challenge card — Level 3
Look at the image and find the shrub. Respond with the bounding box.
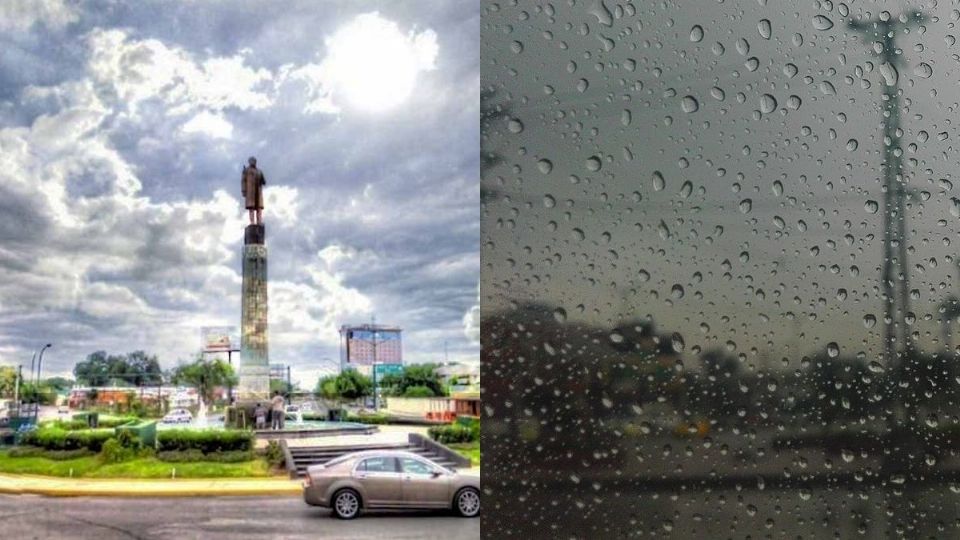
[21,427,114,452]
[100,438,135,463]
[157,429,253,453]
[46,420,90,431]
[346,413,390,425]
[156,449,255,463]
[264,441,285,467]
[428,423,477,444]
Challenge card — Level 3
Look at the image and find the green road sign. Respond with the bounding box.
[374,363,403,377]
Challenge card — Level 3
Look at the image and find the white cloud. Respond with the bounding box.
[284,12,439,113]
[463,282,480,345]
[0,0,78,32]
[86,29,273,118]
[182,111,233,139]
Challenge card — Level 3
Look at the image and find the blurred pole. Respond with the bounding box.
[848,10,925,373]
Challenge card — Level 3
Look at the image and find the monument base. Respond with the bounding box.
[237,364,270,402]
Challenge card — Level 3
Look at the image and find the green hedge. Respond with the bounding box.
[7,446,95,460]
[428,423,478,444]
[156,449,255,463]
[157,429,253,453]
[20,427,115,452]
[346,413,390,425]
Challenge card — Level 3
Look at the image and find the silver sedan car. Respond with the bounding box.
[302,450,480,519]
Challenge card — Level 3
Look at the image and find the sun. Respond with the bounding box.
[322,13,438,113]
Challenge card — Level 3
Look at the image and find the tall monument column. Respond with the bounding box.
[237,156,270,403]
[238,224,270,400]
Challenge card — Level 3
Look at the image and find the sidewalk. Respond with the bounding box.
[0,473,302,498]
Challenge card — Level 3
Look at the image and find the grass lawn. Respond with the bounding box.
[0,450,275,478]
[448,442,480,467]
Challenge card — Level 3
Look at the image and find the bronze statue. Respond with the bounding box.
[241,156,266,225]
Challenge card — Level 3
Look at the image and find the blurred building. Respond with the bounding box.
[339,324,403,375]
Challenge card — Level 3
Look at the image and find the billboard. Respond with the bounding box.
[201,326,238,353]
[341,325,402,366]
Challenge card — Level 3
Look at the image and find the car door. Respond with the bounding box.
[400,457,451,508]
[354,457,403,507]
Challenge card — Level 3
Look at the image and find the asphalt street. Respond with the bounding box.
[0,494,480,539]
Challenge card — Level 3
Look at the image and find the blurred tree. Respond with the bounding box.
[171,357,237,405]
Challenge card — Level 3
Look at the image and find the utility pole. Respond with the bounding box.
[14,365,21,416]
[848,9,925,372]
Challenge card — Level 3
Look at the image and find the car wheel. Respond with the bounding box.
[332,489,361,519]
[454,487,480,517]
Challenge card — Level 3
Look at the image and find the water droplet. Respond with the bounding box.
[652,171,665,191]
[863,314,877,328]
[739,199,752,213]
[846,138,858,151]
[507,118,524,133]
[537,159,553,174]
[510,40,524,54]
[620,109,632,126]
[819,81,836,95]
[671,333,685,353]
[827,342,840,357]
[671,284,685,299]
[585,156,602,172]
[690,25,704,42]
[758,19,772,39]
[760,94,777,113]
[879,62,899,86]
[543,194,556,208]
[576,78,589,93]
[913,62,933,78]
[681,95,699,113]
[710,86,725,101]
[812,15,834,30]
[553,308,567,323]
[864,200,878,214]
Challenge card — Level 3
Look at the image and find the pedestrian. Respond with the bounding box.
[254,402,266,430]
[271,391,285,430]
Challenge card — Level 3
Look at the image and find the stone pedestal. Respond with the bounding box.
[238,224,269,402]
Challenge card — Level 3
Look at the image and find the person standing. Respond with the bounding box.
[254,402,266,430]
[271,391,285,430]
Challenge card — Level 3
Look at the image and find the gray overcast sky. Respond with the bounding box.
[0,0,479,385]
[481,0,960,369]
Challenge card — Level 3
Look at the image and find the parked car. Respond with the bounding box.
[302,450,480,519]
[161,408,193,424]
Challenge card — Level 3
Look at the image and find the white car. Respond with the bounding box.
[162,408,194,424]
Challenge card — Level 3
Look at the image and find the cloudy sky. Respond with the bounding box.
[0,0,479,386]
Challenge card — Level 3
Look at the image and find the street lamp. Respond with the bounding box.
[33,343,52,421]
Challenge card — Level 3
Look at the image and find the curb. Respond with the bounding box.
[0,474,303,498]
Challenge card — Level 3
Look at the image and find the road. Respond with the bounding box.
[0,494,480,539]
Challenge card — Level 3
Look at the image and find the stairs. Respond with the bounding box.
[287,443,462,478]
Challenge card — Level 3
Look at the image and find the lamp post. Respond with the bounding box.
[33,344,52,422]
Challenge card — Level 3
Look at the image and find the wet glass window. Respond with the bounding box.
[359,457,398,473]
[400,457,436,476]
[482,1,960,537]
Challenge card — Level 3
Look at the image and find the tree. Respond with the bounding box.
[126,351,162,386]
[270,379,289,396]
[44,377,74,393]
[314,370,373,405]
[379,365,446,397]
[171,357,237,405]
[0,366,17,398]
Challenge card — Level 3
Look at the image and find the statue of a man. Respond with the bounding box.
[241,156,266,225]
